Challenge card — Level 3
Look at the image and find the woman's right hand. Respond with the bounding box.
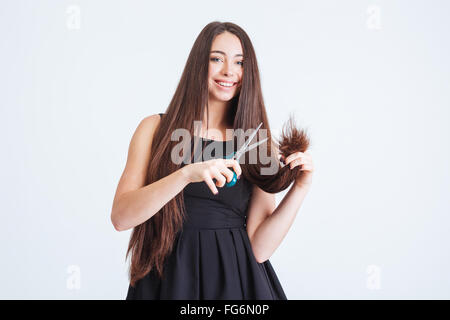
[182,159,242,195]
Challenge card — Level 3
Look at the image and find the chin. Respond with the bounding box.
[209,91,236,101]
[214,95,236,102]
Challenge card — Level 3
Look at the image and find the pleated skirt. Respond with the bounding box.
[126,224,287,300]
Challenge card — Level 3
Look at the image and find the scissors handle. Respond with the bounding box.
[211,152,238,189]
[224,152,238,187]
[213,122,264,190]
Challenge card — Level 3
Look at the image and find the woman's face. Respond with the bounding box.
[208,31,244,102]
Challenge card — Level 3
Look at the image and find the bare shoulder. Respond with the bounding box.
[127,113,162,171]
[112,114,162,206]
[137,114,161,134]
[127,114,161,160]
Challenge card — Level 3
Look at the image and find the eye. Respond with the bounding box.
[237,61,244,66]
[210,57,222,62]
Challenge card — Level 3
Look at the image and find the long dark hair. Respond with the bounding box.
[126,21,310,287]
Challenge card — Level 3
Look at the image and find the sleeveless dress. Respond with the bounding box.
[125,113,287,300]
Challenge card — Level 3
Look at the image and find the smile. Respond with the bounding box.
[214,80,236,89]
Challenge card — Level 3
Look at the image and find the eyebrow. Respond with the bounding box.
[210,50,243,58]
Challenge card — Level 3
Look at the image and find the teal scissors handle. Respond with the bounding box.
[211,152,238,189]
[224,152,238,187]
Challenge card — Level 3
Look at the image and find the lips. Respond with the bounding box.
[215,79,236,84]
[214,79,237,88]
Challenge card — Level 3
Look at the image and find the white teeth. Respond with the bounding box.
[217,81,234,87]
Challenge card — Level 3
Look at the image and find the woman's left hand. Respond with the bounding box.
[280,150,314,188]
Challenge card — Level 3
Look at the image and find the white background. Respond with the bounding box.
[1,0,449,299]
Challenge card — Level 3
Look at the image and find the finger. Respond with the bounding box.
[291,155,313,167]
[291,158,311,168]
[211,167,227,188]
[218,166,235,183]
[290,158,307,169]
[285,152,304,164]
[203,174,219,195]
[224,159,242,177]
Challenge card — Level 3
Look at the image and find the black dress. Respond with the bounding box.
[125,113,287,300]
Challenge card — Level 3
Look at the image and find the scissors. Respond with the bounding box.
[222,122,268,187]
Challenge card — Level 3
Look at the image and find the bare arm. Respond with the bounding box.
[111,114,243,232]
[110,114,190,232]
[112,168,190,231]
[246,140,312,263]
[248,184,310,263]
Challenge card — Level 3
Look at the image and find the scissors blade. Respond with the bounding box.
[234,122,263,160]
[234,137,269,161]
[245,137,268,153]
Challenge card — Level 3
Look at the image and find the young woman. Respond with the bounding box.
[111,21,314,300]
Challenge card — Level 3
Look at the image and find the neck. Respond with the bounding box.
[199,98,234,140]
[202,98,233,129]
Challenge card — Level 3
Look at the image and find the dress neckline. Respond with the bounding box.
[159,114,233,143]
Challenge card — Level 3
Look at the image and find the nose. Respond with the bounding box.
[222,61,233,77]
